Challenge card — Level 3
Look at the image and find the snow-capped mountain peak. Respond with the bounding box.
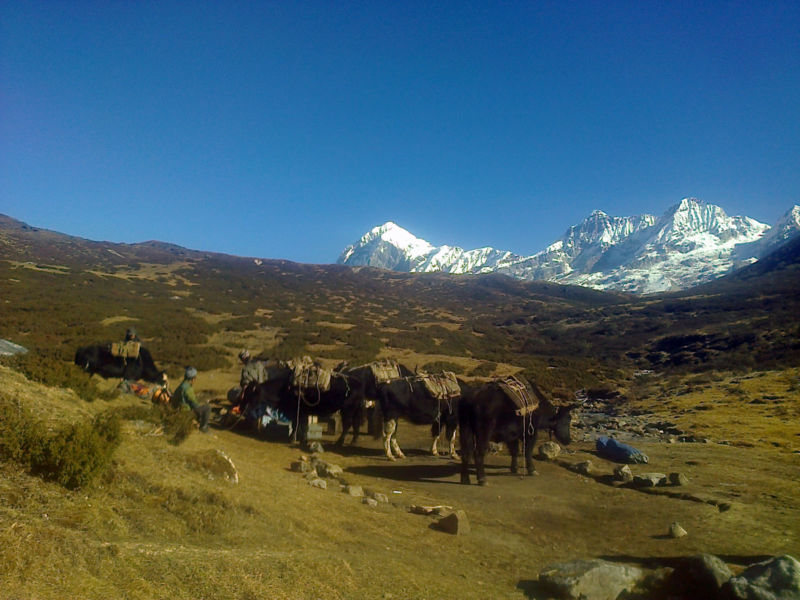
[337,222,434,268]
[337,199,798,294]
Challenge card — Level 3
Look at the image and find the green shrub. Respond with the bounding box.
[1,349,114,402]
[468,361,497,378]
[0,400,122,490]
[118,404,196,446]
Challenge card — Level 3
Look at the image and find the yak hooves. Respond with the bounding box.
[460,475,471,485]
[477,478,488,487]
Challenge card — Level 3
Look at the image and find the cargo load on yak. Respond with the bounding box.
[370,359,403,383]
[498,376,539,416]
[291,356,332,393]
[110,341,141,360]
[419,371,461,400]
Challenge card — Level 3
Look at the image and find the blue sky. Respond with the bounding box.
[2,1,798,263]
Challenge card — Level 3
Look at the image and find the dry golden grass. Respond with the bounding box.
[2,363,800,599]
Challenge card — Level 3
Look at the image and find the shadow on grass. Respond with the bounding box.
[346,462,462,483]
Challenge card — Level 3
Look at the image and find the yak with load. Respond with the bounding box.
[459,376,577,485]
[74,341,164,383]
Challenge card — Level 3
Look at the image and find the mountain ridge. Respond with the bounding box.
[338,198,800,294]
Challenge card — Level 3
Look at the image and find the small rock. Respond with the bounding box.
[571,460,595,476]
[314,460,344,479]
[669,522,688,538]
[291,460,313,473]
[614,465,634,483]
[309,478,327,490]
[669,472,689,486]
[371,492,389,503]
[633,473,667,487]
[308,441,324,454]
[539,441,561,460]
[344,484,364,497]
[303,470,319,481]
[363,497,378,507]
[436,510,470,535]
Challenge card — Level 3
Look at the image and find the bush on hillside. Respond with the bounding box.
[0,349,115,402]
[0,400,122,490]
[420,361,464,375]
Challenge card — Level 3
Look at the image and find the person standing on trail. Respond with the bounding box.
[234,349,267,410]
[172,366,211,432]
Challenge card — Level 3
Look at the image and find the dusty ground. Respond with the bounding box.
[1,366,798,599]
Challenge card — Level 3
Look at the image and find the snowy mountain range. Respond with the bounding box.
[337,198,800,294]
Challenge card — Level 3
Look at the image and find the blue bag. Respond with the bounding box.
[596,436,649,464]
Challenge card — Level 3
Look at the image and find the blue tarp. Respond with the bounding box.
[596,436,649,464]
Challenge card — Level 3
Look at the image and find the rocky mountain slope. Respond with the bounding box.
[339,199,800,294]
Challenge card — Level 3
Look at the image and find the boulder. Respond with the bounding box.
[436,510,470,535]
[666,554,733,599]
[721,554,800,600]
[538,559,644,600]
[539,441,562,460]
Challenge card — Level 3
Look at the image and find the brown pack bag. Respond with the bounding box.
[292,361,332,392]
[111,341,141,360]
[370,360,402,383]
[419,371,461,400]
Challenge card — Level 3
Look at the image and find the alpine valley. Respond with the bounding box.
[338,198,800,294]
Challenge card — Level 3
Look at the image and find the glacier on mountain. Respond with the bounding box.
[337,199,800,294]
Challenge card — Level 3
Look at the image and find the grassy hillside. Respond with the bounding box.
[3,214,800,405]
